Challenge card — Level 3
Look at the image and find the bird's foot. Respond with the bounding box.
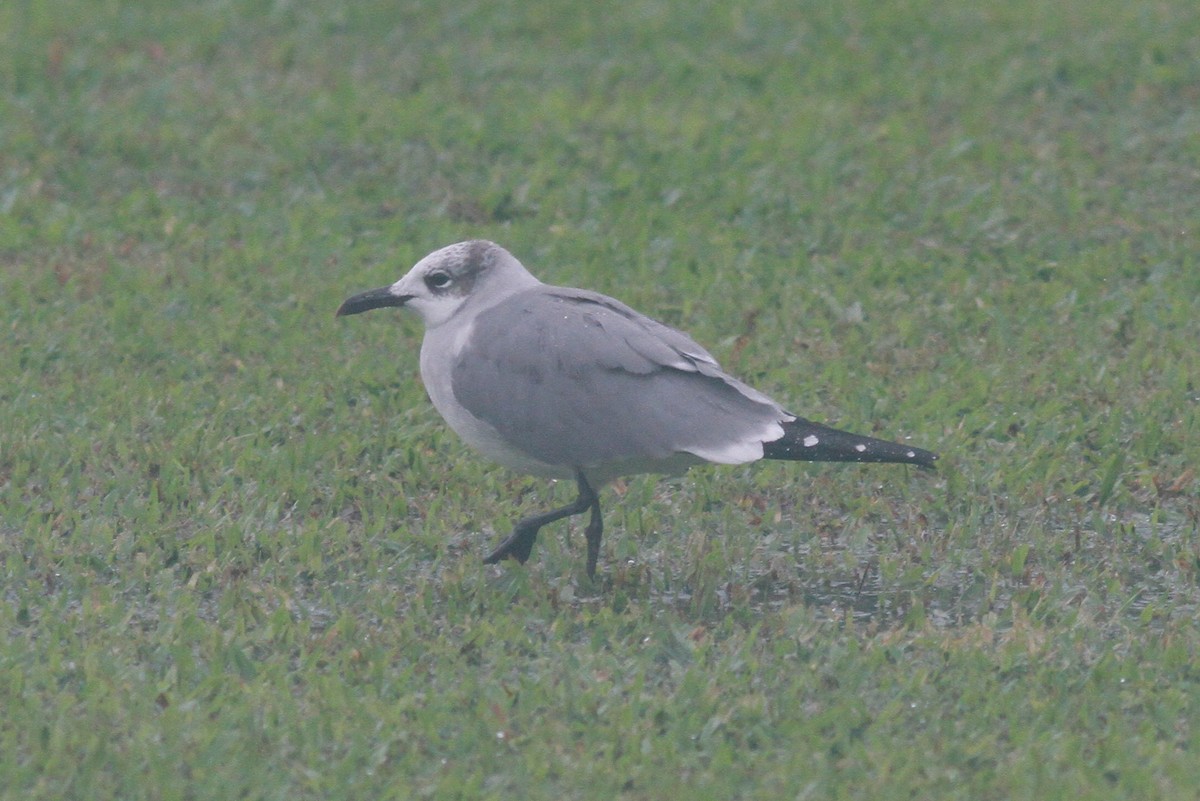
[482,523,539,565]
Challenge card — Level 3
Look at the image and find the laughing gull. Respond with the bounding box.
[337,240,937,578]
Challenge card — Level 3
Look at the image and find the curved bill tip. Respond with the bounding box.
[336,287,410,317]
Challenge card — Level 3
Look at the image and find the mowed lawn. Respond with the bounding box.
[3,0,1199,798]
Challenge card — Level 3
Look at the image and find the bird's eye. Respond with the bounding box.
[424,271,452,290]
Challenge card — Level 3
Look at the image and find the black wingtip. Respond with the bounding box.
[763,417,938,468]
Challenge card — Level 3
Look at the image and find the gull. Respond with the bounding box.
[337,240,936,578]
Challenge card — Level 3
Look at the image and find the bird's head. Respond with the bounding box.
[336,240,539,329]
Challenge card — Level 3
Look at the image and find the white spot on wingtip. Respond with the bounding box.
[803,435,819,447]
[854,444,867,452]
[906,450,916,458]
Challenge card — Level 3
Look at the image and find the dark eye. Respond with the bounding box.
[424,271,452,290]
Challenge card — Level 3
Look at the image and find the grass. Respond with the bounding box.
[2,0,1199,797]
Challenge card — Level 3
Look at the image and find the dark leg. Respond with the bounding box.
[483,471,602,574]
[583,500,603,580]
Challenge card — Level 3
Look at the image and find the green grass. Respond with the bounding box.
[3,0,1200,797]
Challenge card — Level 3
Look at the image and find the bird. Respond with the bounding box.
[337,240,936,579]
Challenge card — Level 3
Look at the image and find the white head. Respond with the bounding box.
[336,240,540,328]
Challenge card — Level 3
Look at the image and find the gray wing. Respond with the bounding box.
[450,286,788,470]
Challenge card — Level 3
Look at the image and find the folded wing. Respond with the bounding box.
[450,288,789,471]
